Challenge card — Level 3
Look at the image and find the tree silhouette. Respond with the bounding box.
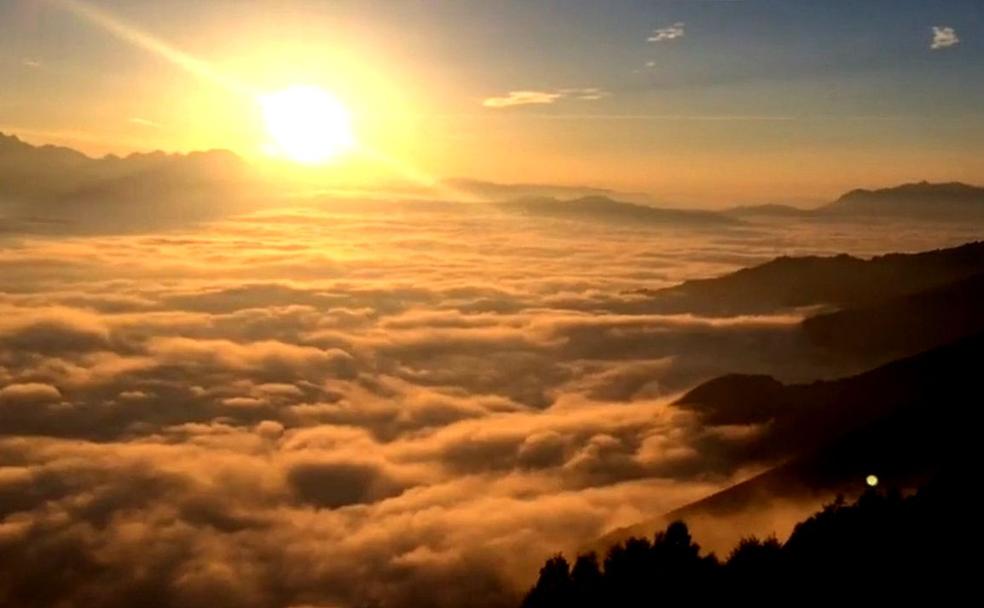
[570,552,603,608]
[520,555,572,608]
[520,473,964,607]
[602,536,652,608]
[725,535,784,596]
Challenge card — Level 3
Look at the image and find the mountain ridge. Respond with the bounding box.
[6,131,983,213]
[595,330,981,553]
[633,240,984,316]
[495,194,740,226]
[825,180,984,210]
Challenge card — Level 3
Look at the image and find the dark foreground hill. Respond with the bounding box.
[802,271,984,360]
[596,330,981,553]
[674,331,981,495]
[522,470,969,607]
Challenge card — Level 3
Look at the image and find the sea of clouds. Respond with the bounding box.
[0,203,978,607]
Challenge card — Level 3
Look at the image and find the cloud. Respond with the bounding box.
[0,382,62,403]
[0,308,110,354]
[0,197,973,606]
[129,116,162,128]
[559,87,611,101]
[482,90,564,108]
[483,88,609,108]
[931,26,959,50]
[21,59,42,68]
[285,457,410,508]
[145,336,356,379]
[648,22,685,42]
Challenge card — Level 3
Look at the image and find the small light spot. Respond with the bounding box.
[866,474,879,487]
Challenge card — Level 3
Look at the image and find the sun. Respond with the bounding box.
[260,85,355,164]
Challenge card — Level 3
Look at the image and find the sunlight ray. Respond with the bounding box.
[51,0,254,96]
[49,0,481,203]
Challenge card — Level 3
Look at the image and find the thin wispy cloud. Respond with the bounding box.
[128,116,162,128]
[521,113,795,122]
[483,88,610,108]
[931,26,959,50]
[483,90,563,108]
[559,87,611,101]
[649,22,685,42]
[22,58,42,68]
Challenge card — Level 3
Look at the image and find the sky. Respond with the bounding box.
[1,0,983,204]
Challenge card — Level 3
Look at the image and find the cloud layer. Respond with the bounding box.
[0,202,977,607]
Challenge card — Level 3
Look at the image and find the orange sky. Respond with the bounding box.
[3,0,982,204]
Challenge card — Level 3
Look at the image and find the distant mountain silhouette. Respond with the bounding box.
[1,132,253,232]
[723,203,814,218]
[496,195,739,227]
[63,149,246,200]
[1,132,246,200]
[444,178,656,205]
[634,241,984,315]
[1,132,95,201]
[466,180,984,222]
[822,181,984,217]
[720,181,984,220]
[7,132,984,231]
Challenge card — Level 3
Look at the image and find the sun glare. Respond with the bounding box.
[260,85,355,164]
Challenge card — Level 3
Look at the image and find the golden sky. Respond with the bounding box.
[3,0,983,204]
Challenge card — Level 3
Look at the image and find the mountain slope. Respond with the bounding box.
[719,181,984,220]
[0,133,96,200]
[675,331,983,464]
[634,241,984,316]
[2,134,247,198]
[596,332,981,552]
[803,271,984,360]
[1,132,254,232]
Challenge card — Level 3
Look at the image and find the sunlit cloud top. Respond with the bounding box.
[649,22,685,42]
[931,26,960,50]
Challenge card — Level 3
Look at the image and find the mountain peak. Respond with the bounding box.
[0,131,248,208]
[828,181,984,212]
[0,130,241,165]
